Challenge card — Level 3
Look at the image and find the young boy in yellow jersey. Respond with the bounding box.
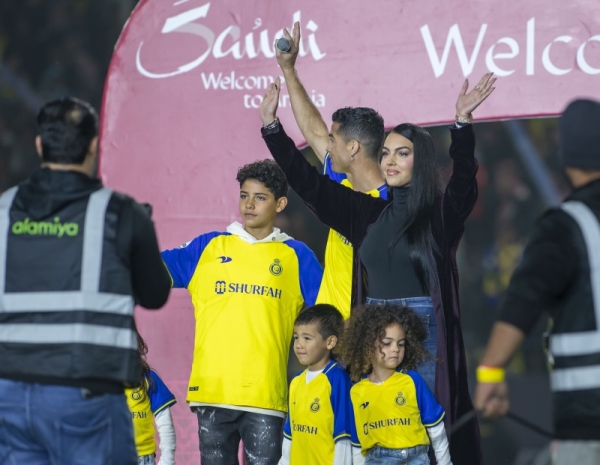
[278,304,362,465]
[126,333,177,465]
[161,160,323,465]
[342,305,452,465]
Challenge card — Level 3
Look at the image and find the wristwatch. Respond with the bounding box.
[263,117,280,130]
[455,114,472,125]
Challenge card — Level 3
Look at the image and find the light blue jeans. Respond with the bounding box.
[552,440,600,465]
[138,453,156,464]
[366,296,437,393]
[366,445,430,464]
[0,378,137,465]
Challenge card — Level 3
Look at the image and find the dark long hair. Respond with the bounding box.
[385,123,443,292]
[135,331,154,396]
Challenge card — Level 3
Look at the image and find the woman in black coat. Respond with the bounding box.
[260,74,495,465]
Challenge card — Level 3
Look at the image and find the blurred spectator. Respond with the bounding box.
[0,0,136,190]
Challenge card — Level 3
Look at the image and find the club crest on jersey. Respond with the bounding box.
[131,389,143,401]
[395,392,406,406]
[269,258,283,276]
[310,398,320,413]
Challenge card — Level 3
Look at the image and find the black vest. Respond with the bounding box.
[0,186,140,386]
[550,200,600,439]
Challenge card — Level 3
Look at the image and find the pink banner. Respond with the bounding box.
[100,1,599,462]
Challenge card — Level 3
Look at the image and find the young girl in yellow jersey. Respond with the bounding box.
[126,333,177,465]
[342,304,452,465]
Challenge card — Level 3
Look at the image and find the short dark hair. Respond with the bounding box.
[236,159,289,199]
[295,304,344,340]
[331,107,384,160]
[36,97,98,164]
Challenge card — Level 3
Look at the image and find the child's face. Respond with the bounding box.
[239,179,285,231]
[373,323,406,371]
[293,323,334,371]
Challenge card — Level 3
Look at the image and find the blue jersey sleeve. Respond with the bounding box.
[161,231,226,288]
[406,370,445,427]
[323,153,347,184]
[148,370,176,416]
[326,363,359,445]
[284,240,323,306]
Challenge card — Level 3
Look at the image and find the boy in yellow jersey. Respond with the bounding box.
[278,304,361,465]
[274,22,387,318]
[126,333,177,465]
[161,160,323,465]
[342,305,452,465]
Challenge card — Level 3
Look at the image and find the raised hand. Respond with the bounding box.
[456,72,496,120]
[260,77,281,126]
[276,22,301,71]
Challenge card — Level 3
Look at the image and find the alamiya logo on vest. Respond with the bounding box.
[12,217,79,238]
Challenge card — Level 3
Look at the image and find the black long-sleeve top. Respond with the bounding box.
[359,186,426,298]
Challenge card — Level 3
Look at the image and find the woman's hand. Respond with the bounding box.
[455,72,496,120]
[260,76,281,126]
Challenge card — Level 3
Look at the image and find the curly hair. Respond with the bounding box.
[236,159,289,199]
[340,304,431,382]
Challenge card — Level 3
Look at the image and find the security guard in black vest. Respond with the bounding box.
[0,97,171,464]
[474,99,600,465]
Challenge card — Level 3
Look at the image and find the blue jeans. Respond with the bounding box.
[0,378,137,465]
[366,296,437,392]
[552,440,600,465]
[195,406,284,465]
[366,445,430,464]
[138,454,156,465]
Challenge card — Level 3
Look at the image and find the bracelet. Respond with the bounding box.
[455,114,472,125]
[476,365,505,383]
[263,117,280,130]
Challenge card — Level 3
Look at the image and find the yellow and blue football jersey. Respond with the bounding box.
[161,227,323,412]
[350,370,444,454]
[316,154,388,319]
[125,369,176,456]
[283,360,359,464]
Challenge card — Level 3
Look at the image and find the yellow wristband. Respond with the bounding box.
[476,365,505,383]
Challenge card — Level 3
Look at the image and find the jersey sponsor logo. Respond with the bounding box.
[218,256,232,263]
[269,258,283,276]
[360,401,369,409]
[189,386,199,391]
[11,217,79,238]
[394,392,406,406]
[214,280,282,299]
[292,422,319,435]
[310,398,320,413]
[131,411,148,419]
[362,417,411,436]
